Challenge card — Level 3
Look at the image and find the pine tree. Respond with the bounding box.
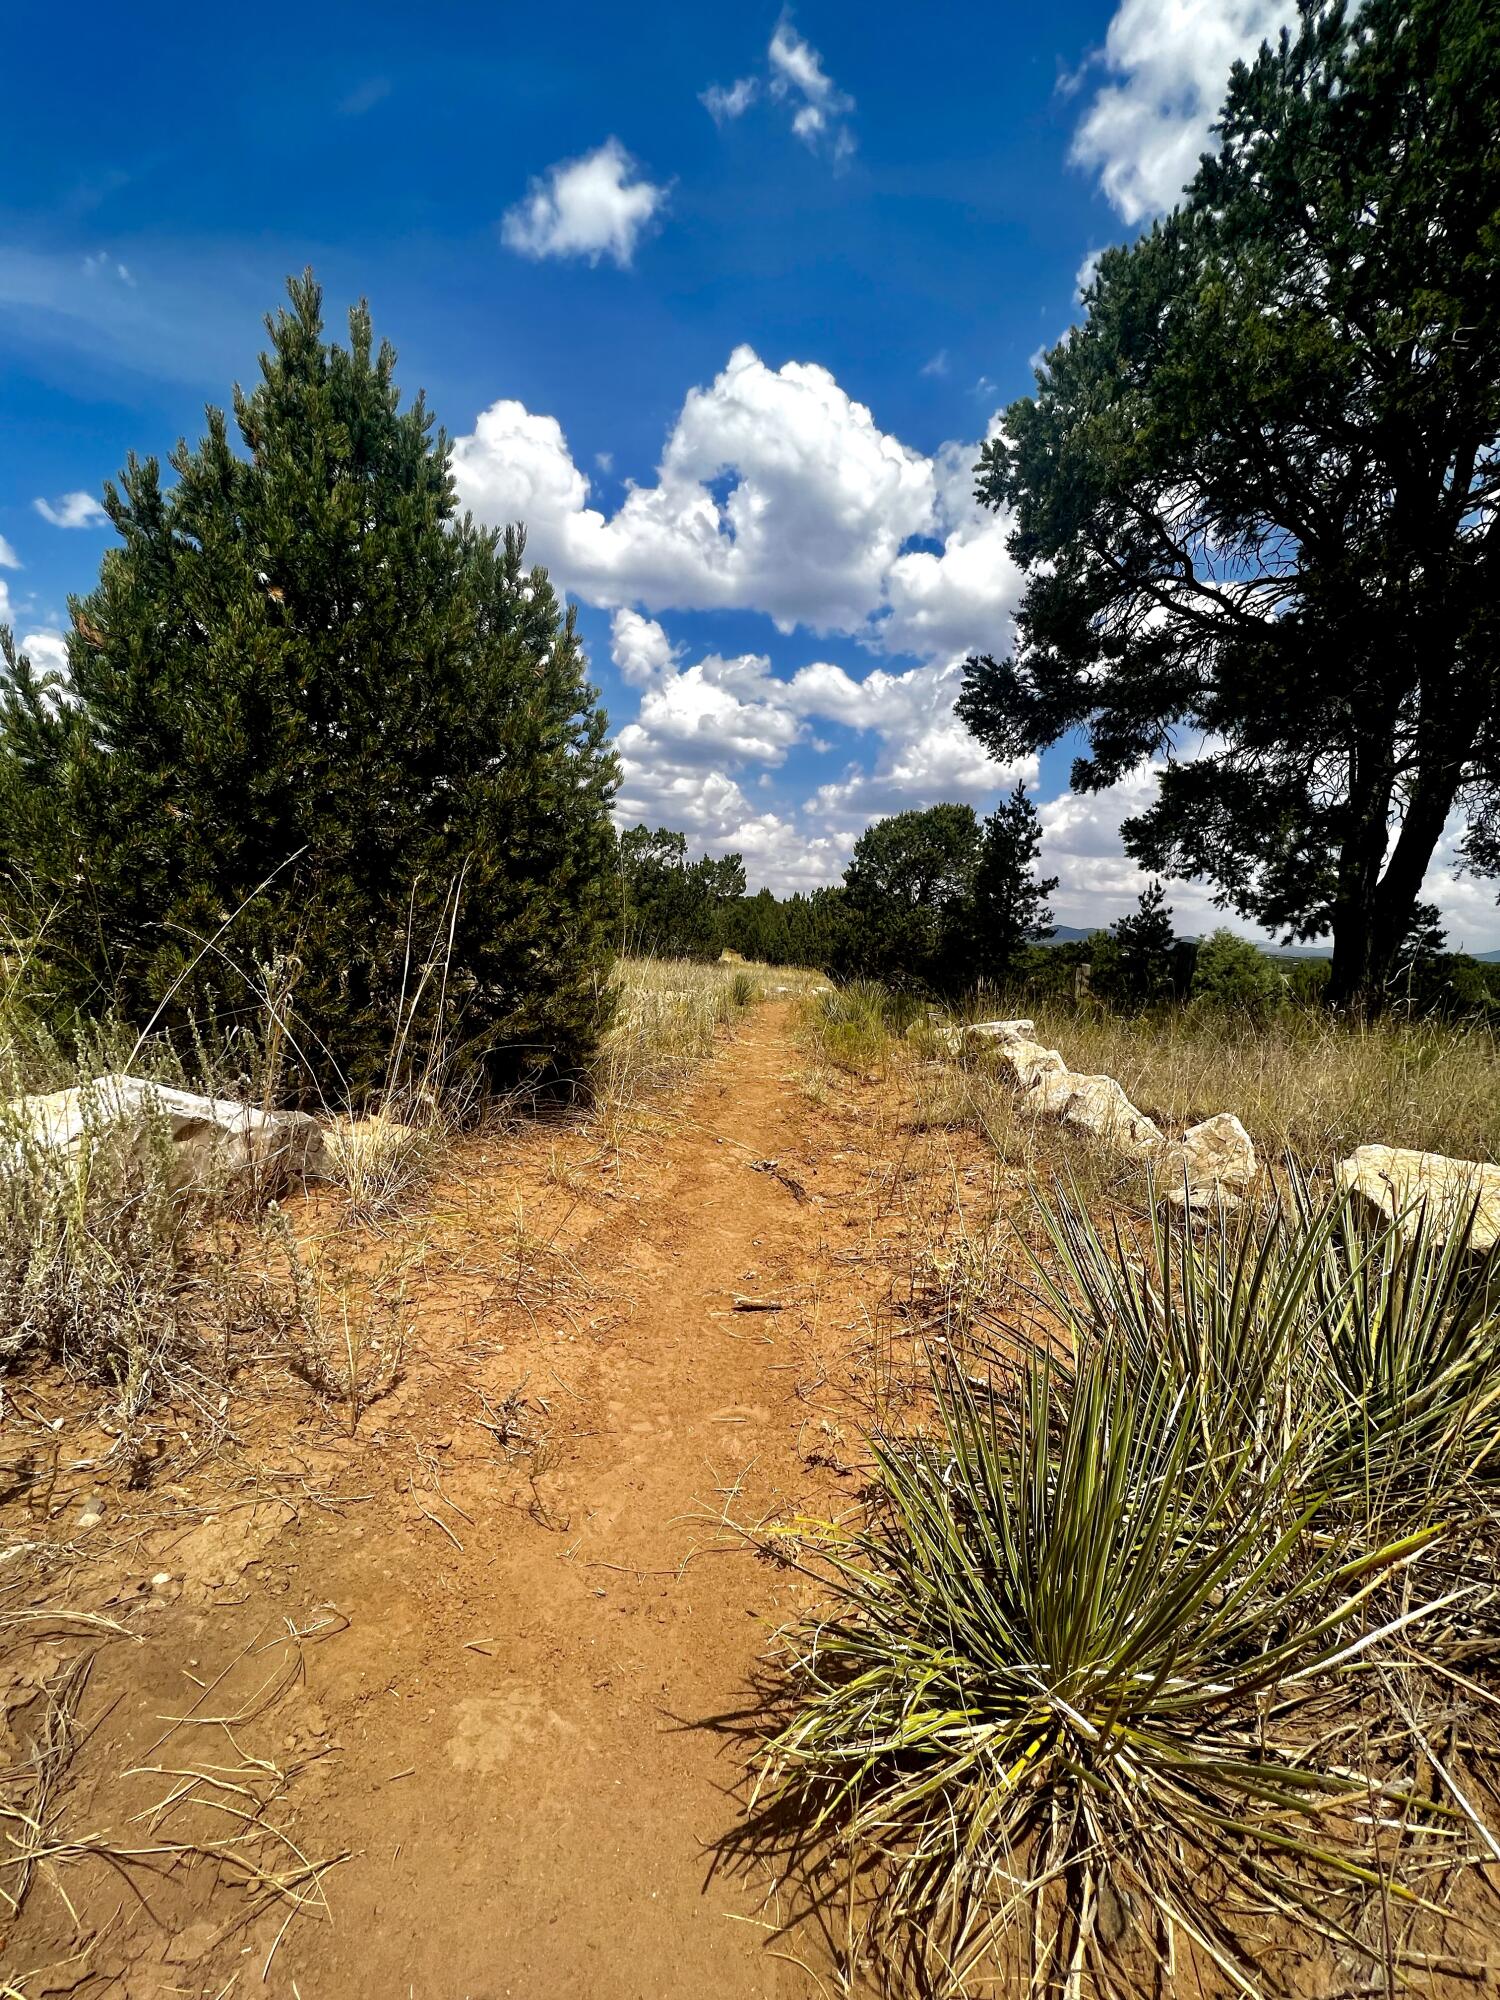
[0,274,619,1096]
[1107,880,1177,1008]
[969,783,1057,986]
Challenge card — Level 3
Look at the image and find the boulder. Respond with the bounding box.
[1000,1040,1070,1091]
[962,1019,1037,1045]
[1055,1074,1164,1156]
[1161,1113,1257,1211]
[5,1075,329,1197]
[1335,1145,1500,1253]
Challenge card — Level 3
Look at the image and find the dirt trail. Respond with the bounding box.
[4,1002,914,1999]
[292,1003,836,1999]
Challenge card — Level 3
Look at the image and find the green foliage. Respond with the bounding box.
[0,274,618,1099]
[718,884,847,970]
[615,826,745,958]
[840,803,981,990]
[1189,926,1285,1015]
[837,795,1055,994]
[959,0,1500,1010]
[755,1181,1500,1993]
[805,981,924,1073]
[969,782,1055,984]
[1095,878,1177,1008]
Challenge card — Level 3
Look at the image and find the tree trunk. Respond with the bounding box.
[1326,743,1396,1013]
[1328,751,1468,1015]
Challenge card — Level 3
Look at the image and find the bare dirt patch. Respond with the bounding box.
[2,1003,972,1999]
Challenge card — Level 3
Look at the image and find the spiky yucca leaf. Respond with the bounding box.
[753,1347,1449,1998]
[1017,1176,1500,1532]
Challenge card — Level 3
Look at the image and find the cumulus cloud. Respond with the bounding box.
[603,607,1029,888]
[1071,0,1294,222]
[701,76,759,122]
[456,350,1033,898]
[807,659,1035,826]
[768,14,855,160]
[500,138,668,267]
[455,346,1011,652]
[1036,768,1500,951]
[18,628,68,677]
[609,607,678,687]
[34,491,108,529]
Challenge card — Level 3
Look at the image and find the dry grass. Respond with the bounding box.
[1012,1002,1500,1163]
[805,983,1500,1170]
[591,957,826,1124]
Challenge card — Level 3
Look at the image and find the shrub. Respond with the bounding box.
[752,1182,1500,1994]
[752,1348,1448,1997]
[1189,927,1285,1015]
[0,274,618,1101]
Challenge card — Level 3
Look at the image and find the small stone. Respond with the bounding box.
[151,1570,175,1592]
[76,1498,105,1530]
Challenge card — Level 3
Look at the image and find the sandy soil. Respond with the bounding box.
[2,1003,964,1998]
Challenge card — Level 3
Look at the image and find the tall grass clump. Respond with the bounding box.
[591,957,822,1118]
[749,1183,1500,1996]
[804,981,925,1074]
[0,1085,223,1421]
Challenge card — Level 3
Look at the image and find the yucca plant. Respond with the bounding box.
[1015,1176,1500,1534]
[751,1348,1451,1998]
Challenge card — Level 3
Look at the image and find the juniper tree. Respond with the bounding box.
[0,274,619,1096]
[840,804,982,991]
[959,0,1500,1010]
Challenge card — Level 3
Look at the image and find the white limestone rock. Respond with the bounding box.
[5,1075,328,1198]
[1335,1145,1500,1252]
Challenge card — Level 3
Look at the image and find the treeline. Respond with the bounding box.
[619,790,1056,989]
[622,815,1500,1022]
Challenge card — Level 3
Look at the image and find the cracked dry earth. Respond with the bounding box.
[3,1003,987,1999]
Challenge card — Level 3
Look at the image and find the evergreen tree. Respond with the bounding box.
[616,827,746,957]
[1104,880,1177,1008]
[840,804,981,992]
[969,783,1057,986]
[959,0,1500,1010]
[0,274,619,1096]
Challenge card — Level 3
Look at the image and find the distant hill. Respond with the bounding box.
[1037,924,1104,945]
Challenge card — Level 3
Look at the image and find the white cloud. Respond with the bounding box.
[701,76,759,122]
[806,658,1035,826]
[34,491,108,530]
[0,535,19,568]
[19,628,68,677]
[1409,814,1500,956]
[1075,248,1105,300]
[454,346,946,637]
[767,15,855,160]
[1071,0,1294,222]
[920,350,951,379]
[878,433,1020,663]
[609,607,677,687]
[1036,767,1500,951]
[500,138,667,268]
[456,353,1018,662]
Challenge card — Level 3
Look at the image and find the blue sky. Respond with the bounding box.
[5,0,1496,947]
